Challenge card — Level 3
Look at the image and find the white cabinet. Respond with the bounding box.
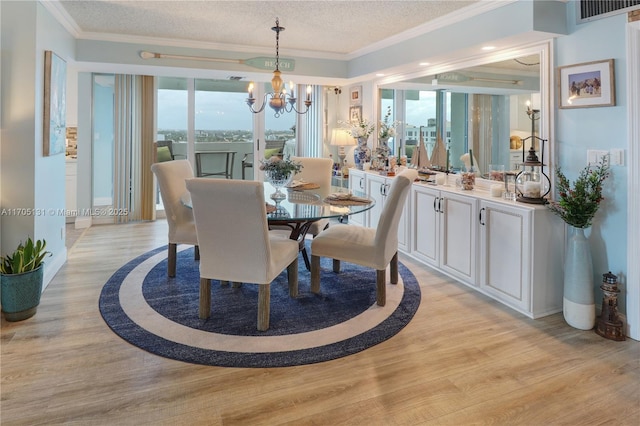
[411,185,440,266]
[478,200,563,318]
[366,174,389,229]
[347,169,411,252]
[348,169,366,226]
[411,185,478,286]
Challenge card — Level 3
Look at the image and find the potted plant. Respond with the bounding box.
[546,159,610,330]
[1,237,51,321]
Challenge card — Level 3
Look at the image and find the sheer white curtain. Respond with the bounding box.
[301,85,324,158]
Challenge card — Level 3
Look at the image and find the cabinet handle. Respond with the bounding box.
[479,207,485,226]
[438,197,443,214]
[359,177,364,189]
[384,183,390,196]
[433,197,438,212]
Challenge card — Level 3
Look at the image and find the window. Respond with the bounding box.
[92,74,115,207]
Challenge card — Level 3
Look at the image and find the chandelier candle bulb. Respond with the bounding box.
[248,82,254,98]
[306,85,312,101]
[289,81,295,98]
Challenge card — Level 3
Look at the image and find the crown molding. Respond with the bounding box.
[40,0,81,37]
[345,0,516,60]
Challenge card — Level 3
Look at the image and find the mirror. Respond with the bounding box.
[378,49,546,179]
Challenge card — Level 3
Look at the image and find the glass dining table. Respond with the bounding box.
[182,182,375,270]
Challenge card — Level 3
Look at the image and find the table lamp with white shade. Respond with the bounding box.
[330,129,356,175]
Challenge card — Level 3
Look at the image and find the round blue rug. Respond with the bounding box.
[99,244,420,367]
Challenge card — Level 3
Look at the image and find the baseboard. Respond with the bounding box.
[43,247,67,291]
[74,216,92,229]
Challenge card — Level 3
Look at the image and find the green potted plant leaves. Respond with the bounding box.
[1,237,51,321]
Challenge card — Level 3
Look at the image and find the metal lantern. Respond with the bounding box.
[595,271,626,341]
[515,137,550,204]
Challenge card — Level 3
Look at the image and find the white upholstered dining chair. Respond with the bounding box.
[310,168,418,306]
[290,156,334,236]
[185,178,299,331]
[270,156,334,269]
[151,160,199,277]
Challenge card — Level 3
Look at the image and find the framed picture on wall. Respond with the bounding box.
[43,50,67,156]
[557,59,615,109]
[349,106,362,124]
[350,86,362,105]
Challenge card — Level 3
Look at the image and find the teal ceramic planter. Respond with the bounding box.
[1,265,43,321]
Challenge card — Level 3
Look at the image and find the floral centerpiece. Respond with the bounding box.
[259,155,303,181]
[376,106,400,166]
[378,106,400,140]
[546,159,610,228]
[260,155,303,201]
[339,117,375,170]
[342,117,375,140]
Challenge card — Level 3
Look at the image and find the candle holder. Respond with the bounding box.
[515,137,550,204]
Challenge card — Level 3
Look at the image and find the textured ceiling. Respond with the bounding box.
[56,0,478,56]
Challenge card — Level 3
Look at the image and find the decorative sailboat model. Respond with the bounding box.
[410,129,431,170]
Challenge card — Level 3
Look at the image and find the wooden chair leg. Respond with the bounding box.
[390,252,399,284]
[220,280,230,286]
[311,255,321,293]
[194,245,200,261]
[376,269,386,306]
[332,259,341,273]
[232,282,242,288]
[257,284,270,331]
[287,259,299,297]
[168,243,177,277]
[199,277,211,319]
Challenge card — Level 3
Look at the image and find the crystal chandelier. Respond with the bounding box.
[246,18,312,117]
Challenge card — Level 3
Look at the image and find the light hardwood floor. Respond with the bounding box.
[1,220,638,425]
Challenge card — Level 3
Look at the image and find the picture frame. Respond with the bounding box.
[349,106,362,124]
[350,85,362,105]
[43,50,67,156]
[557,59,615,109]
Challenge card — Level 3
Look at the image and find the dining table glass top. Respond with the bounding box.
[181,181,374,223]
[265,183,374,222]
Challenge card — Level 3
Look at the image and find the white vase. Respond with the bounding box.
[563,225,595,330]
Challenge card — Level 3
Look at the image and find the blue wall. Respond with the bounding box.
[555,7,628,310]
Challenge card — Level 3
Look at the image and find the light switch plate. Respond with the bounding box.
[587,149,609,165]
[610,149,624,166]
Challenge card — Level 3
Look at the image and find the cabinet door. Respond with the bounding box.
[366,174,388,229]
[478,201,531,312]
[397,182,412,253]
[440,192,477,285]
[348,169,365,192]
[411,185,440,267]
[348,170,366,226]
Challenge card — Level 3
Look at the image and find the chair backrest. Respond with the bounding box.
[374,168,418,261]
[291,156,333,193]
[185,178,274,283]
[151,160,194,240]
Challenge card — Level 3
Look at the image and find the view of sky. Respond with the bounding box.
[157,89,441,131]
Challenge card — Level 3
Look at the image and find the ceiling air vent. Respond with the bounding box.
[578,0,640,23]
[228,76,244,81]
